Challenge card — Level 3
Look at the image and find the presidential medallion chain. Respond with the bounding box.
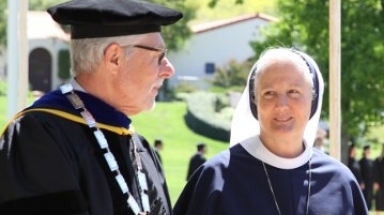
[60,83,150,215]
[262,159,312,215]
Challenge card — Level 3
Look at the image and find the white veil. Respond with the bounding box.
[229,48,324,168]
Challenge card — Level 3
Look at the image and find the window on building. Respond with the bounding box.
[205,62,215,74]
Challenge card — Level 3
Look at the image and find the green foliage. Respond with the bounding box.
[251,0,384,140]
[58,49,70,80]
[184,92,232,141]
[143,0,196,51]
[173,82,198,93]
[208,0,243,8]
[214,93,230,112]
[0,96,7,128]
[0,0,6,45]
[209,85,245,93]
[0,80,6,96]
[29,0,68,10]
[210,59,251,92]
[187,0,277,23]
[165,82,198,102]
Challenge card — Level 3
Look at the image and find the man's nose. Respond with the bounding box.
[159,58,175,78]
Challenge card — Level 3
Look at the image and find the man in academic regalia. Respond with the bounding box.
[0,0,182,214]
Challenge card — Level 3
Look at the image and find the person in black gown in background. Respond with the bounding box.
[348,143,363,186]
[186,143,207,180]
[360,144,375,210]
[374,144,384,214]
[154,139,164,164]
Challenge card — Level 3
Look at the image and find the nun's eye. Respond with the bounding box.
[262,91,275,99]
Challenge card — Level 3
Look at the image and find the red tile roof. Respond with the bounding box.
[190,13,278,34]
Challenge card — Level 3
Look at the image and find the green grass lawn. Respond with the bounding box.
[0,97,228,205]
[130,101,228,204]
[0,96,7,128]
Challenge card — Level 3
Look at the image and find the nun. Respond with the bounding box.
[173,47,368,215]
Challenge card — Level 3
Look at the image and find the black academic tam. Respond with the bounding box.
[47,0,183,38]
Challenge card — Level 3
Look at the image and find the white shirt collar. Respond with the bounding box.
[69,78,86,92]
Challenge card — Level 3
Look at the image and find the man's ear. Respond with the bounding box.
[104,44,123,70]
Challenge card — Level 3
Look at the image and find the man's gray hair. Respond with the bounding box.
[70,35,142,75]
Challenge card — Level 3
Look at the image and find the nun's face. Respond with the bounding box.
[256,60,313,142]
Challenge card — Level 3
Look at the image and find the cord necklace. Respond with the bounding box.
[262,158,312,215]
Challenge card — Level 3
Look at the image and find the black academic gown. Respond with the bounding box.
[348,157,362,184]
[374,157,384,210]
[186,153,206,180]
[0,90,172,215]
[154,149,162,164]
[173,145,368,215]
[359,156,374,210]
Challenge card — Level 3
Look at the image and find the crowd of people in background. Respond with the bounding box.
[312,126,384,213]
[314,127,384,214]
[348,143,384,214]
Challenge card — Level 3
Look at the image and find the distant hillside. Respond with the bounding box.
[186,0,277,25]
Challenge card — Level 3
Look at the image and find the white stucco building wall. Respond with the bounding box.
[168,13,277,90]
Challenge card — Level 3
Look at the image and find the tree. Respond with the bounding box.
[208,0,243,8]
[211,59,252,92]
[146,0,194,51]
[251,0,384,161]
[29,0,67,10]
[189,0,277,22]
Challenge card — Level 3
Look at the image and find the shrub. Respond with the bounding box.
[184,92,233,142]
[58,49,71,80]
[210,59,252,90]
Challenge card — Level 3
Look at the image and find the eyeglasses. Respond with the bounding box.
[121,44,168,65]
